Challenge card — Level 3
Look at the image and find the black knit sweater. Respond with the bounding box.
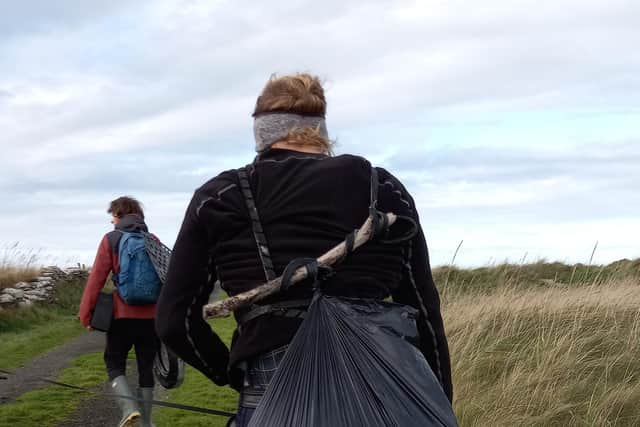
[155,148,453,401]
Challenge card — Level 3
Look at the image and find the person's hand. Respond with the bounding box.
[85,325,93,331]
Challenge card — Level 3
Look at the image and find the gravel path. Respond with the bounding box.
[0,288,226,426]
[0,331,165,427]
[0,331,104,404]
[63,382,123,427]
[61,359,167,427]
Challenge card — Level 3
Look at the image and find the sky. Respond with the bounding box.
[1,0,638,268]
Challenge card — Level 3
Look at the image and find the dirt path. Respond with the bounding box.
[61,357,135,427]
[0,331,104,404]
[0,331,165,426]
[61,360,167,427]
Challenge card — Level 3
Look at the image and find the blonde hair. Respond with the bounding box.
[253,73,332,154]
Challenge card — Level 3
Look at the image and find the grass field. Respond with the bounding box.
[155,260,640,427]
[446,278,640,426]
[1,258,638,426]
[0,276,86,369]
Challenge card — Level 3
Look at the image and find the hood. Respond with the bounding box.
[115,214,148,233]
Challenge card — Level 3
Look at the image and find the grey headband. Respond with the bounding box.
[253,113,328,152]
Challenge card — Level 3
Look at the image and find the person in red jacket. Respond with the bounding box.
[78,196,158,427]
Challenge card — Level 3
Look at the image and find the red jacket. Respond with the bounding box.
[78,222,157,327]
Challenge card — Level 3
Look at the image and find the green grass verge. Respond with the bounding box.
[0,352,105,427]
[154,317,239,427]
[434,258,640,296]
[0,277,86,369]
[0,318,84,370]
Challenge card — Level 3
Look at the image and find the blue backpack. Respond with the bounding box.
[114,231,162,305]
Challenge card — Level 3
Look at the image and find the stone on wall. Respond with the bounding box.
[0,265,90,308]
[0,294,15,304]
[3,288,24,299]
[15,282,32,289]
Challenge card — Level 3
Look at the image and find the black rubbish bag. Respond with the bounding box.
[248,293,458,427]
[90,292,113,332]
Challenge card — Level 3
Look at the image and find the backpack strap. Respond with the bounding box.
[369,166,418,245]
[235,298,312,325]
[368,166,391,240]
[107,230,124,286]
[106,230,124,255]
[370,165,379,209]
[344,165,381,256]
[237,166,277,281]
[236,165,281,330]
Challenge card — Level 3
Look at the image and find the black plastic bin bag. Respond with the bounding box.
[90,292,113,332]
[248,293,458,427]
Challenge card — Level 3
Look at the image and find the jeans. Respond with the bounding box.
[235,345,288,427]
[234,406,256,427]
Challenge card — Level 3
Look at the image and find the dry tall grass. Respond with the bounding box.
[444,278,640,426]
[0,243,41,289]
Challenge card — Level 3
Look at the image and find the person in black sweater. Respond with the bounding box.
[156,73,452,426]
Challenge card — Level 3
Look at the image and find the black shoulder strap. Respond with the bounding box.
[345,164,380,254]
[237,166,277,281]
[107,230,123,254]
[368,166,392,239]
[369,166,418,244]
[370,165,379,210]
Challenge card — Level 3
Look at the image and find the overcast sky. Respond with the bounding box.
[1,0,638,268]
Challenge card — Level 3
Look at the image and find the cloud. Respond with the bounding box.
[0,1,130,39]
[3,1,639,152]
[384,140,640,216]
[0,0,638,267]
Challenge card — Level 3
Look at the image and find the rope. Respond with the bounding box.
[0,369,235,418]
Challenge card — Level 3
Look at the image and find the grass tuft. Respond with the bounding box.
[0,242,42,289]
[446,278,640,426]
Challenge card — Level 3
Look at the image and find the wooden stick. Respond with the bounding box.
[203,213,397,319]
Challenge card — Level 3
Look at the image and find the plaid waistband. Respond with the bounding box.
[239,345,288,408]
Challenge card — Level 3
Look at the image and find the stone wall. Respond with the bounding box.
[0,266,89,308]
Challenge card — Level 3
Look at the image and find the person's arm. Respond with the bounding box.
[78,236,112,328]
[377,168,453,402]
[393,224,453,402]
[155,193,230,386]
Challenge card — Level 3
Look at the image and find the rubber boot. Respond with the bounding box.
[111,375,141,427]
[139,387,156,427]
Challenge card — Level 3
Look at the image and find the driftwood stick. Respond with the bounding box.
[203,213,397,319]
